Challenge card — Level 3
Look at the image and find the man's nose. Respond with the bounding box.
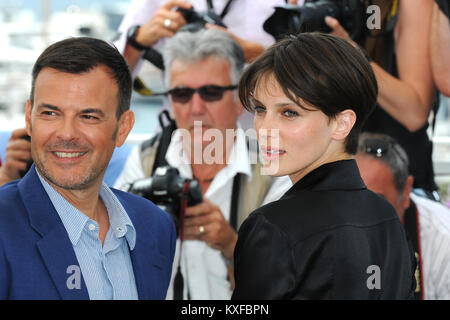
[190,92,208,115]
[55,116,81,141]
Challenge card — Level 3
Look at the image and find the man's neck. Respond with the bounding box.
[37,167,104,222]
[189,130,237,193]
[51,180,110,246]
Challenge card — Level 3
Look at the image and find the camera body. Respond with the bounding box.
[127,166,203,234]
[263,0,366,42]
[177,6,227,32]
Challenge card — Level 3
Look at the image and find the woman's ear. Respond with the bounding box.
[332,109,356,141]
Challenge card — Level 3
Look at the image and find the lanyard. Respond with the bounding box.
[403,200,424,300]
[206,0,235,19]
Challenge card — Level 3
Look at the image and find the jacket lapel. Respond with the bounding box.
[121,200,168,300]
[129,237,161,300]
[18,166,89,300]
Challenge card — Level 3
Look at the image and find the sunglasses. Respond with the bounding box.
[361,138,408,165]
[363,138,388,158]
[158,85,237,104]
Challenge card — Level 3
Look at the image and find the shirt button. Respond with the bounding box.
[88,224,96,231]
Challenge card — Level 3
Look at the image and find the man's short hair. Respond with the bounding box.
[239,32,378,154]
[357,132,410,195]
[30,37,132,119]
[162,29,245,89]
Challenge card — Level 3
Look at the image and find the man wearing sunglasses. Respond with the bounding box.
[355,133,450,300]
[114,29,291,300]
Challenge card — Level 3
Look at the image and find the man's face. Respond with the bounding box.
[26,65,133,191]
[355,154,408,219]
[169,57,243,151]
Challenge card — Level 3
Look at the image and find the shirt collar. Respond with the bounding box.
[99,184,136,250]
[36,167,136,250]
[282,159,366,198]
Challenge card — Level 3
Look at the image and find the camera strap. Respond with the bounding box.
[229,173,241,231]
[403,200,424,300]
[206,0,235,19]
[173,181,190,300]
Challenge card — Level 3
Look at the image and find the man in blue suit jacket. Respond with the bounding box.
[0,165,175,299]
[0,37,175,299]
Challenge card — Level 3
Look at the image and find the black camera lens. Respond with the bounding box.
[263,0,365,42]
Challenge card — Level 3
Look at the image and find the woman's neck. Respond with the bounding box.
[289,151,352,185]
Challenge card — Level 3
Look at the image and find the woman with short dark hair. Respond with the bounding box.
[232,33,416,299]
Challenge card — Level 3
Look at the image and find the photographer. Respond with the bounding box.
[116,0,291,74]
[114,29,291,300]
[356,133,450,299]
[115,0,295,130]
[323,0,438,199]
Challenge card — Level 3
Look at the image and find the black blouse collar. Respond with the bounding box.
[282,159,366,198]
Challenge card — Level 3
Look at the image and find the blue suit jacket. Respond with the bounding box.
[0,165,176,300]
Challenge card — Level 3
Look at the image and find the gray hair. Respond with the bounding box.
[162,29,245,89]
[357,133,410,199]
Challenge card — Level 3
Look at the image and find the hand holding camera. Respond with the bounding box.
[184,199,237,260]
[263,0,366,42]
[136,0,192,48]
[0,128,32,185]
[324,15,358,47]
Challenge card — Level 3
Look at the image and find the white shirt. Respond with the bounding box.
[411,193,450,300]
[114,128,291,299]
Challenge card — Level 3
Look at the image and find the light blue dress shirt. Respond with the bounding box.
[36,168,138,300]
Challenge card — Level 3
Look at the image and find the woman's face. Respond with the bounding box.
[253,73,340,184]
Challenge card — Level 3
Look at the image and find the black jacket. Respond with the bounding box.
[232,160,416,300]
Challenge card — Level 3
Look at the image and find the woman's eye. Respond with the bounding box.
[254,105,266,113]
[283,109,299,118]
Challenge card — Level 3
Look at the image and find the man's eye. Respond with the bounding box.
[82,115,99,120]
[41,110,57,118]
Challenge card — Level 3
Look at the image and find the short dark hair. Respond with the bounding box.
[239,32,378,154]
[30,37,132,119]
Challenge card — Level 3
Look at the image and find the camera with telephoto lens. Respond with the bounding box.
[127,166,203,235]
[263,0,366,42]
[176,5,227,33]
